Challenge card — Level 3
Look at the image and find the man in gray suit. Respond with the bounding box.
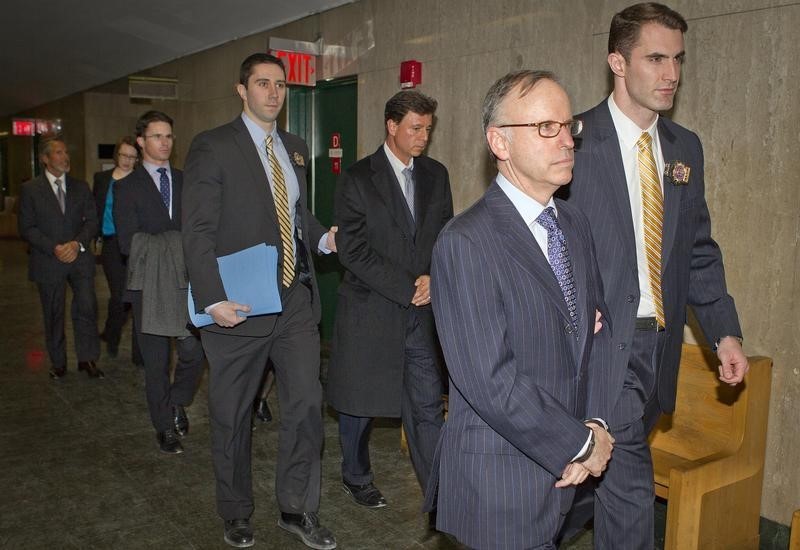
[428,70,614,550]
[183,53,336,550]
[18,137,103,380]
[560,3,749,549]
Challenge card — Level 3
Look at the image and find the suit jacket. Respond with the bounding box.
[18,174,98,283]
[93,169,114,228]
[428,182,612,549]
[326,146,453,417]
[564,100,741,423]
[182,116,327,337]
[113,164,184,301]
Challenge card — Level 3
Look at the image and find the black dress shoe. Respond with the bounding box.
[173,405,189,437]
[49,366,67,380]
[254,397,272,423]
[78,361,104,378]
[223,518,254,548]
[342,480,387,508]
[278,512,336,550]
[157,429,184,454]
[107,342,119,358]
[428,510,438,531]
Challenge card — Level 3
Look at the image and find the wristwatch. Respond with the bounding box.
[712,335,743,351]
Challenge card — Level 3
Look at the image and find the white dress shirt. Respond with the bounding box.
[607,95,665,319]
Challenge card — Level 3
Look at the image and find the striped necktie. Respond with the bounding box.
[637,132,665,328]
[265,135,295,287]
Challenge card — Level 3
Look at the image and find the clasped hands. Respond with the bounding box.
[411,274,431,306]
[555,423,615,488]
[54,241,80,263]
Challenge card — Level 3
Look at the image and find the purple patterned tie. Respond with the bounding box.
[157,167,170,210]
[536,207,578,331]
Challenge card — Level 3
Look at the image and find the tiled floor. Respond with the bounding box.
[0,238,600,549]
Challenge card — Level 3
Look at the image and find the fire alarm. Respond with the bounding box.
[400,60,422,89]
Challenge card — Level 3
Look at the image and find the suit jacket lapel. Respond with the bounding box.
[231,118,279,229]
[36,176,62,218]
[412,160,433,233]
[590,104,638,272]
[657,119,681,272]
[279,129,309,224]
[171,170,182,225]
[558,205,590,364]
[370,148,414,238]
[485,183,573,327]
[134,166,171,219]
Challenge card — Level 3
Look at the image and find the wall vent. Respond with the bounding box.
[128,76,178,100]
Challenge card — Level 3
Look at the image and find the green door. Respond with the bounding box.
[287,77,357,341]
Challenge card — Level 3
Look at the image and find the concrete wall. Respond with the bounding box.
[5,0,798,524]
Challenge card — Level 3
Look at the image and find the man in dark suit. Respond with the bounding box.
[93,136,137,358]
[182,53,337,550]
[427,70,614,550]
[560,4,749,549]
[326,91,452,512]
[114,111,205,456]
[19,137,103,380]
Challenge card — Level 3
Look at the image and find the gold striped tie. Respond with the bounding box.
[265,135,295,287]
[637,132,665,328]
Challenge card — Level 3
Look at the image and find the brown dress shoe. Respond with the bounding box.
[78,361,105,378]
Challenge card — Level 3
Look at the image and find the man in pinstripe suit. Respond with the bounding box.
[560,4,749,549]
[427,70,615,550]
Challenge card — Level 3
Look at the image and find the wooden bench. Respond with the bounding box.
[790,509,800,550]
[648,343,773,550]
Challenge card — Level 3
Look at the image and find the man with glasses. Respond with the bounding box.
[425,70,614,550]
[114,110,205,455]
[559,3,748,548]
[93,136,138,359]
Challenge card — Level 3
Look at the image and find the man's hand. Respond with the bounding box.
[54,241,79,263]
[594,309,603,334]
[209,301,252,328]
[411,275,431,306]
[555,462,590,488]
[580,424,615,477]
[326,226,338,253]
[717,337,749,385]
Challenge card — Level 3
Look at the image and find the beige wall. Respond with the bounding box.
[5,0,798,524]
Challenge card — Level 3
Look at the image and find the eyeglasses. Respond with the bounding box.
[496,120,583,138]
[118,153,138,161]
[144,134,175,141]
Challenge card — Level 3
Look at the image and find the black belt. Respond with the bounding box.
[635,317,664,332]
[102,234,116,240]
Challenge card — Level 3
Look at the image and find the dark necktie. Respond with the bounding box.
[54,178,65,214]
[157,167,170,210]
[536,207,578,331]
[402,167,415,220]
[265,135,295,287]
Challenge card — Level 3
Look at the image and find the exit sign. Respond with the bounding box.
[271,50,316,87]
[12,119,35,136]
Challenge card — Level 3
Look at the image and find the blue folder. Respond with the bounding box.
[188,243,282,328]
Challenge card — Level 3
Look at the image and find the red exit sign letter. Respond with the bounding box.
[12,119,35,136]
[271,50,316,87]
